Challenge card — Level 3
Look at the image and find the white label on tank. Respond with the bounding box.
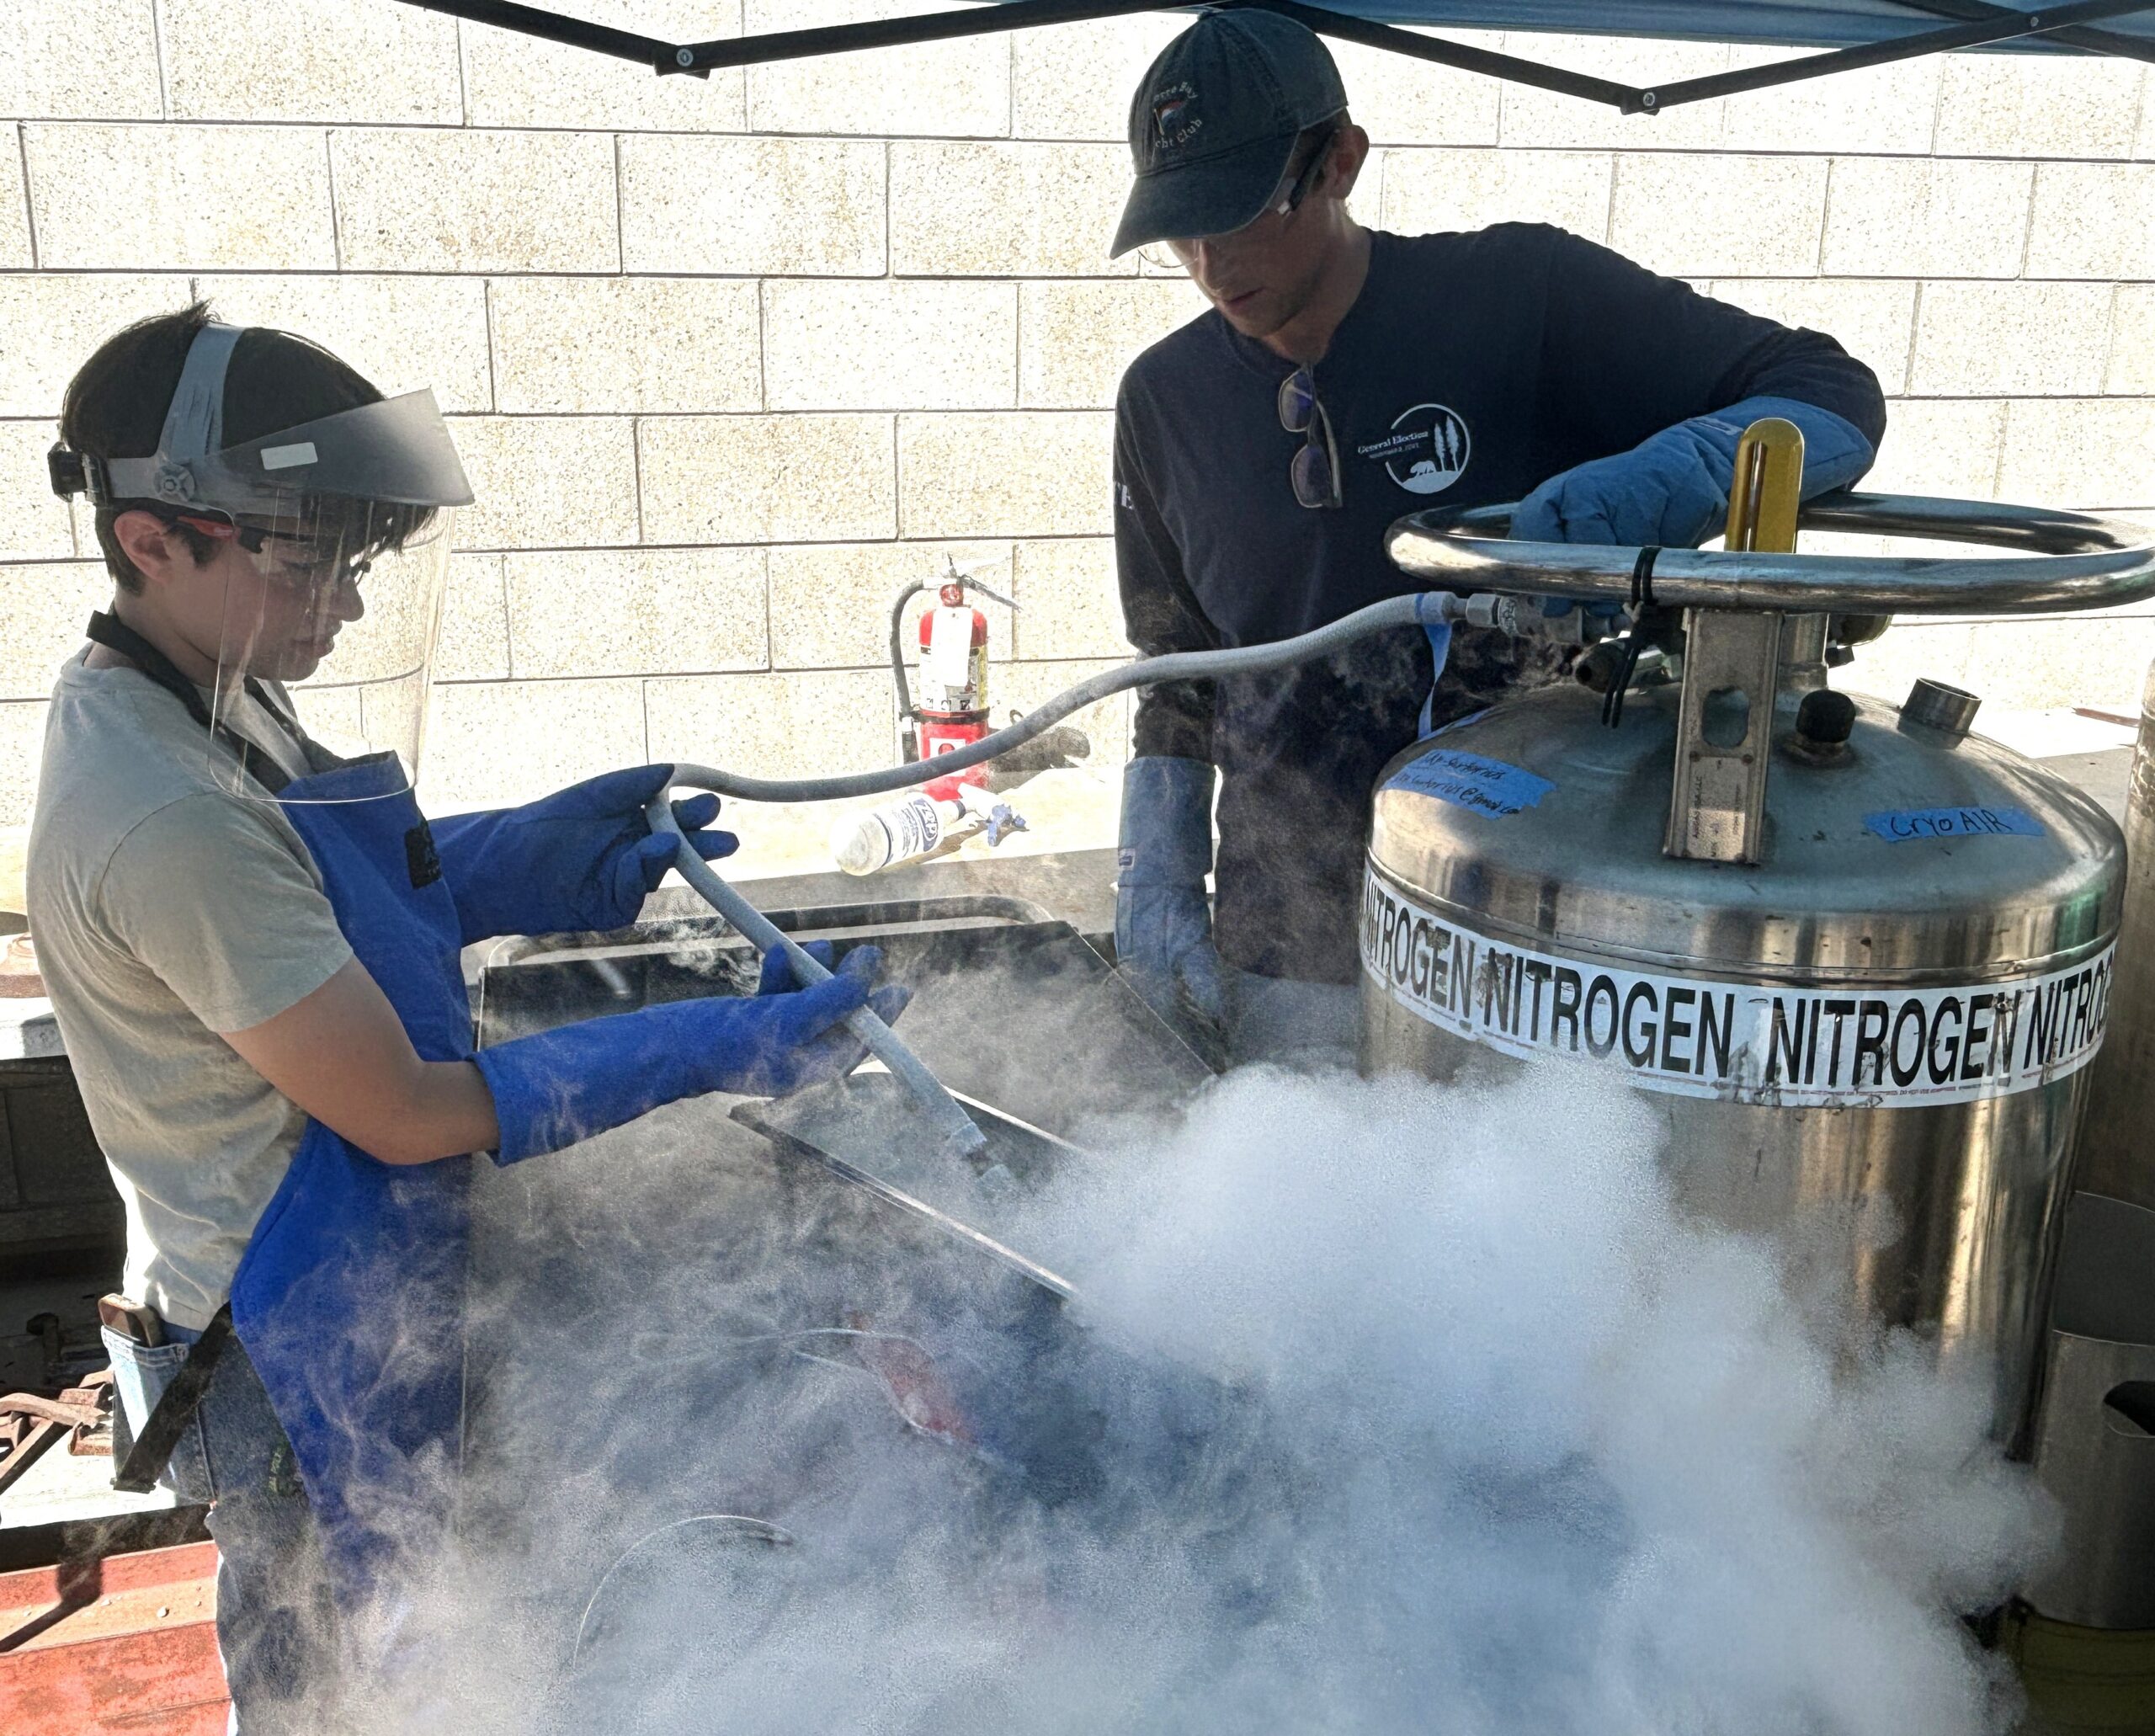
[925,606,976,695]
[1360,871,2114,1109]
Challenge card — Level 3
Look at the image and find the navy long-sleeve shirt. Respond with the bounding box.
[1114,222,1887,985]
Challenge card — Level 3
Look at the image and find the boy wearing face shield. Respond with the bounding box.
[1109,11,1888,1068]
[32,305,909,1725]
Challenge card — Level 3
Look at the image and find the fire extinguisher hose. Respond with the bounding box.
[886,578,929,731]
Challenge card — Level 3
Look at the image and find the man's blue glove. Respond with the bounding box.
[475,941,910,1164]
[1115,756,1226,1040]
[1512,395,1876,551]
[432,764,739,945]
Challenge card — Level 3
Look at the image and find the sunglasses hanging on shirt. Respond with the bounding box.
[1278,366,1342,510]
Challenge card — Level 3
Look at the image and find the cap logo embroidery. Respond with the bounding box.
[1152,83,1201,148]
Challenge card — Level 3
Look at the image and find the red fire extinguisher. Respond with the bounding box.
[892,563,1016,801]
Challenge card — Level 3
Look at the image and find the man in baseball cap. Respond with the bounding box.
[1108,9,1886,1068]
[1110,8,1349,261]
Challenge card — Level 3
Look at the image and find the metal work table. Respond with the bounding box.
[0,841,1149,1552]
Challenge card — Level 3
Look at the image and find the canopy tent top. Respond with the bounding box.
[391,0,2153,114]
[1312,0,2155,49]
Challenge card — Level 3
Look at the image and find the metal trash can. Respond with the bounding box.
[2026,1193,2155,1631]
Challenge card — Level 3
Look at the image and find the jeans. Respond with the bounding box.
[103,1320,341,1733]
[1223,968,1360,1071]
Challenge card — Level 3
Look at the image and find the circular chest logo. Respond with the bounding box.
[1359,402,1471,496]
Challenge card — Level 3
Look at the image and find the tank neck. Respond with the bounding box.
[1778,612,1829,695]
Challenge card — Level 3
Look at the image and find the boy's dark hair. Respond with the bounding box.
[60,301,391,594]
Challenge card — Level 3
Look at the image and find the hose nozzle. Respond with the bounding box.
[1421,589,1625,645]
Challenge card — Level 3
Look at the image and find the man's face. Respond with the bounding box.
[1164,127,1365,340]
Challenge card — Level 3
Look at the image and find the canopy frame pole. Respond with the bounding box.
[673,0,1185,72]
[1219,0,1637,104]
[1624,0,2155,112]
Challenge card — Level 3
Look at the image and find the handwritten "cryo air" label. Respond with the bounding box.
[1864,806,2045,842]
[1360,871,2112,1108]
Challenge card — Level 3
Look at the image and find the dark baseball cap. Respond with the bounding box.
[1110,10,1348,258]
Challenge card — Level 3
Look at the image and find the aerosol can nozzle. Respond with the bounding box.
[955,782,1026,845]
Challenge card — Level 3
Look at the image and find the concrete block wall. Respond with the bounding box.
[2,2,2152,825]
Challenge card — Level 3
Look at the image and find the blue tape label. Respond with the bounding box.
[1864,806,2045,843]
[1386,748,1554,818]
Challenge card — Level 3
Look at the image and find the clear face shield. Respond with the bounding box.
[99,324,473,803]
[205,490,455,800]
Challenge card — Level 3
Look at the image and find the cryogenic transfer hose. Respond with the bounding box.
[645,791,990,1158]
[641,590,1455,1152]
[662,493,2155,806]
[666,591,1451,806]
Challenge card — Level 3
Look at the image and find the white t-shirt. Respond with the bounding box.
[28,652,354,1330]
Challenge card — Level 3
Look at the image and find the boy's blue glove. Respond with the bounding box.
[1115,757,1226,1040]
[432,764,739,945]
[1512,396,1876,551]
[476,942,910,1164]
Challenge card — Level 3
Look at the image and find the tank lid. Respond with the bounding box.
[1369,684,2121,979]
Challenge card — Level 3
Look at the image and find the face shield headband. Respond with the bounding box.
[49,322,475,521]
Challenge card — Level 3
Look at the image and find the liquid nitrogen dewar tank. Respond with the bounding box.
[1370,435,2154,1443]
[1360,680,2117,1438]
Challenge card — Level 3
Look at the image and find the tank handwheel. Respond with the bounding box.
[1389,490,2155,620]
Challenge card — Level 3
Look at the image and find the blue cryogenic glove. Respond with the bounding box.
[1115,756,1226,1040]
[431,764,739,945]
[1511,395,1876,552]
[474,942,911,1164]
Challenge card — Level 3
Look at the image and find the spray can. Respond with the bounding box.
[831,785,1029,876]
[832,792,964,876]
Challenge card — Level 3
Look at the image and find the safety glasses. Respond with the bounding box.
[1269,124,1340,224]
[165,504,384,583]
[1278,366,1342,510]
[235,524,379,591]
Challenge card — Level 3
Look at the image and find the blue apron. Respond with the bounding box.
[230,754,476,1606]
[86,615,477,1608]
